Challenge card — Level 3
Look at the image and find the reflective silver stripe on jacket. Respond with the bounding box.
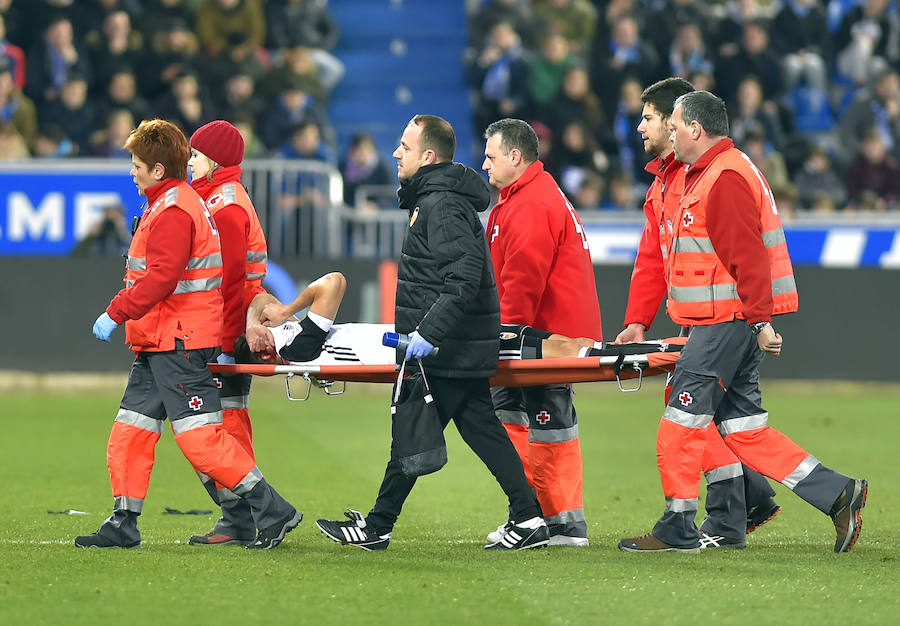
[223,183,237,204]
[717,412,769,436]
[174,277,223,294]
[673,237,715,254]
[164,186,179,206]
[772,275,797,295]
[762,227,787,247]
[231,466,264,496]
[673,229,786,256]
[186,253,222,269]
[171,410,223,435]
[704,462,743,484]
[669,282,739,304]
[114,496,144,514]
[115,408,164,434]
[246,272,266,281]
[126,257,146,271]
[671,279,794,303]
[246,250,267,263]
[662,406,712,429]
[529,424,579,443]
[782,454,820,489]
[665,497,698,512]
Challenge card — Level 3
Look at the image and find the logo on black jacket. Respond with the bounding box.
[410,206,419,226]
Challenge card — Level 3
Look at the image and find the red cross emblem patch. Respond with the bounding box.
[682,211,694,228]
[536,410,551,425]
[678,391,693,407]
[188,396,204,411]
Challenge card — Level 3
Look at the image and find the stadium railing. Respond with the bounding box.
[2,159,900,267]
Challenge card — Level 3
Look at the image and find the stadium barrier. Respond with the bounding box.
[2,256,897,381]
[4,161,900,265]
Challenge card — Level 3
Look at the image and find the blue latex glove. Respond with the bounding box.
[216,352,236,365]
[92,312,118,342]
[405,331,435,360]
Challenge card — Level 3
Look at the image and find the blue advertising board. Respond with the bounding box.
[2,162,900,267]
[0,161,143,256]
[581,222,900,268]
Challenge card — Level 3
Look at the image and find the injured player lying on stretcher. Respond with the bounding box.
[231,272,676,368]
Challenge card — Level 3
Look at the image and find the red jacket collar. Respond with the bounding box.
[499,160,544,201]
[190,165,243,199]
[144,178,182,205]
[644,151,676,179]
[687,138,734,175]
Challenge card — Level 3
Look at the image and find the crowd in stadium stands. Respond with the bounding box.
[0,0,344,167]
[466,0,900,213]
[3,0,900,213]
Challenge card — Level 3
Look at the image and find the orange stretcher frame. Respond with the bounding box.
[209,346,682,388]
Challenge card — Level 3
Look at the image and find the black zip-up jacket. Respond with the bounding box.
[395,161,500,378]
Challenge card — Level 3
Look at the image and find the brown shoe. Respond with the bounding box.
[188,530,254,546]
[830,479,867,553]
[618,532,700,553]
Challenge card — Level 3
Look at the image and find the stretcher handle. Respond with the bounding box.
[613,353,644,392]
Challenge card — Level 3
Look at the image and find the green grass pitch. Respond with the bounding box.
[1,376,897,625]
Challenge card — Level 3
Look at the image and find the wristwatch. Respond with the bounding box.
[750,321,771,335]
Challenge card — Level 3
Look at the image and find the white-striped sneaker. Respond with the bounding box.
[316,510,390,551]
[486,520,512,544]
[484,517,550,550]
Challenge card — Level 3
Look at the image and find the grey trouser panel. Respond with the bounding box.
[204,371,256,536]
[120,342,223,422]
[491,384,586,537]
[656,321,849,545]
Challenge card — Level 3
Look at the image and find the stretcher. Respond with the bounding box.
[209,338,685,402]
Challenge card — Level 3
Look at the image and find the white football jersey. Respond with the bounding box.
[287,323,396,366]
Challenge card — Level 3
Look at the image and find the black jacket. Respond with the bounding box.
[395,162,499,378]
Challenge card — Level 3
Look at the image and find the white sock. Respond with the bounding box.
[516,516,546,529]
[577,346,591,358]
[308,311,333,332]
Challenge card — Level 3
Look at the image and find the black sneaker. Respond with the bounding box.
[484,517,550,550]
[699,531,747,549]
[316,510,390,551]
[246,510,303,550]
[74,531,140,549]
[746,498,782,534]
[188,530,254,546]
[830,478,867,553]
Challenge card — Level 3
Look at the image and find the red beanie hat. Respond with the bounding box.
[190,120,244,167]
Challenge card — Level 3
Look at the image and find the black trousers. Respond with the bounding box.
[367,374,540,533]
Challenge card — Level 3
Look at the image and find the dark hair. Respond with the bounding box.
[233,334,258,364]
[350,132,375,150]
[673,90,729,138]
[641,77,694,118]
[411,114,455,161]
[483,118,539,162]
[124,118,190,181]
